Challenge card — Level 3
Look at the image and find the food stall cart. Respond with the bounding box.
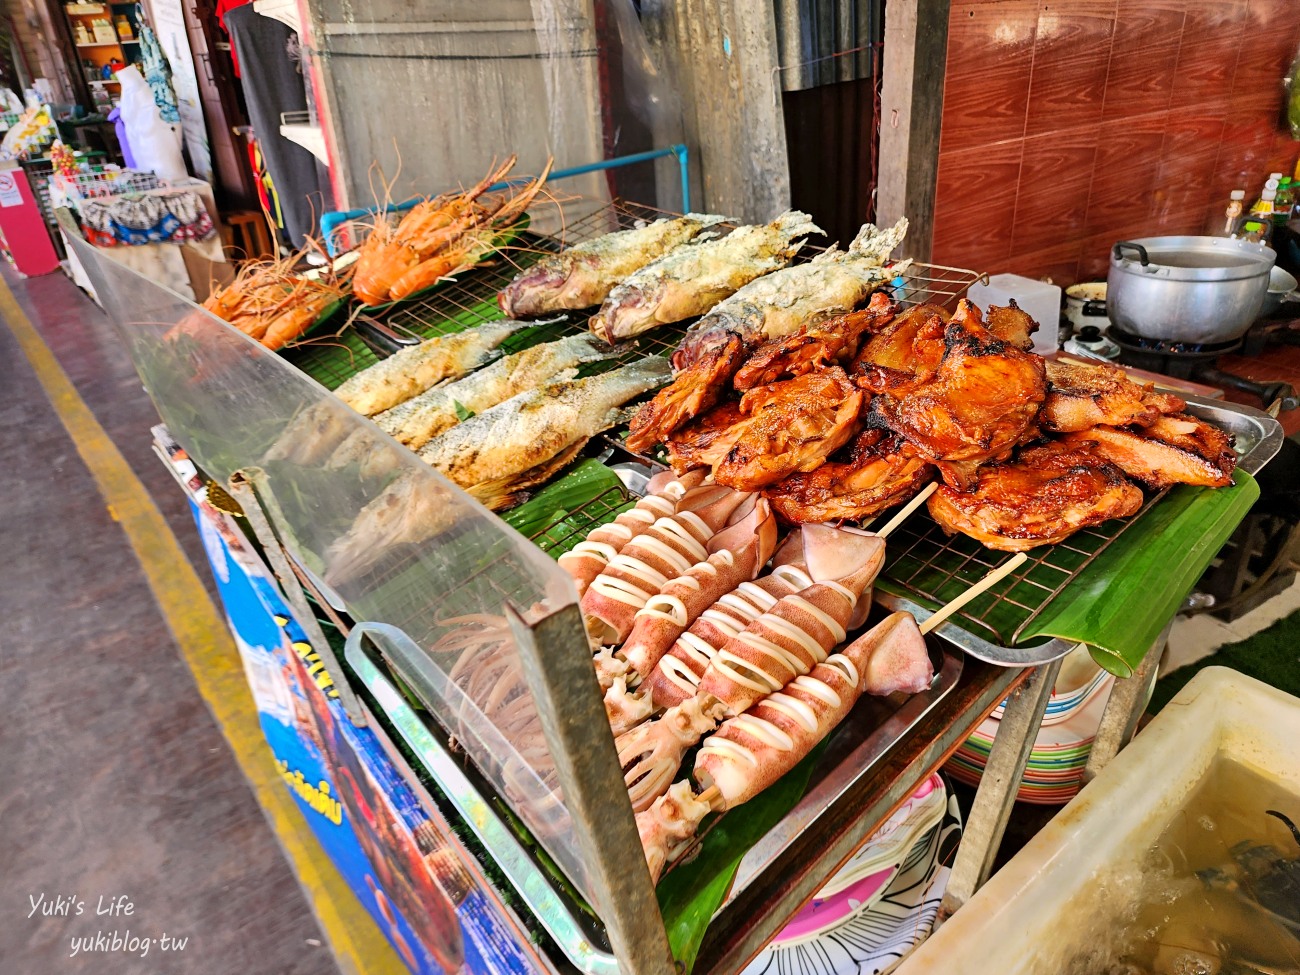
[62,183,1282,974]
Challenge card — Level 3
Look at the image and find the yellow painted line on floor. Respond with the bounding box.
[0,279,404,975]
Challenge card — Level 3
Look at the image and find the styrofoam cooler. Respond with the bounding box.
[967,273,1061,355]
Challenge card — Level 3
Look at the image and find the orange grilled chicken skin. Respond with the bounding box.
[867,300,1047,491]
[851,303,950,394]
[1060,413,1236,489]
[664,401,748,472]
[627,332,747,453]
[733,292,897,390]
[713,367,866,491]
[764,429,935,523]
[927,440,1144,551]
[983,301,1039,351]
[1041,360,1186,433]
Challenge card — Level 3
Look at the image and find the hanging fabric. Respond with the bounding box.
[135,6,181,124]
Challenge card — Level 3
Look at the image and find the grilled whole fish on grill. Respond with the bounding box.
[417,357,672,509]
[591,210,822,343]
[674,220,909,369]
[498,213,726,318]
[332,320,528,417]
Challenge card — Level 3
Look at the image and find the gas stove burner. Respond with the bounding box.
[1105,326,1242,359]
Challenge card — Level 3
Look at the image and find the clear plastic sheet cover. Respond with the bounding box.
[65,231,601,903]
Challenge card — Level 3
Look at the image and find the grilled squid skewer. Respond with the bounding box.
[636,554,1027,882]
[558,470,708,597]
[580,486,757,645]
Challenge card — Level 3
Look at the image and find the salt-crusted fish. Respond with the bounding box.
[332,319,527,417]
[674,219,909,368]
[591,211,822,343]
[498,213,726,318]
[326,333,611,473]
[418,356,671,509]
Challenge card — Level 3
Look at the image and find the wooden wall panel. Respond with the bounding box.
[932,0,1300,287]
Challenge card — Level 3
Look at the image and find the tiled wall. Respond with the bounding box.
[931,0,1300,287]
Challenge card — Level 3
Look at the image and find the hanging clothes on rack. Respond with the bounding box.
[136,14,181,125]
[217,0,322,248]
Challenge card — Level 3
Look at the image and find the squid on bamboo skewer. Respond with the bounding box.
[579,487,774,646]
[556,469,708,598]
[636,553,1028,881]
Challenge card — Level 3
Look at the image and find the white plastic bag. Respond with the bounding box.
[116,65,187,181]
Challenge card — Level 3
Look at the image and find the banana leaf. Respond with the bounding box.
[656,743,827,973]
[500,459,632,553]
[1019,470,1259,676]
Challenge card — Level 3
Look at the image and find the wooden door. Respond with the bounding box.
[183,0,256,210]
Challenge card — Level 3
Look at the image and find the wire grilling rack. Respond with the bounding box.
[283,198,1156,653]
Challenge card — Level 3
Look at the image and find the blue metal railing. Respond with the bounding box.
[319,144,690,256]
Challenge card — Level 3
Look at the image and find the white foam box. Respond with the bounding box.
[967,272,1061,355]
[895,667,1300,975]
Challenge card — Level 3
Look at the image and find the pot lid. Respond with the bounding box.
[1111,236,1275,282]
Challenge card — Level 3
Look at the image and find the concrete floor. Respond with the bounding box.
[0,267,343,974]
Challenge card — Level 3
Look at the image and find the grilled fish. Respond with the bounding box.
[591,211,823,343]
[674,219,909,368]
[418,357,672,509]
[498,213,726,318]
[375,333,608,451]
[332,319,527,417]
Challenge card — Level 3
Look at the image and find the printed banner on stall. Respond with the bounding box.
[191,501,537,975]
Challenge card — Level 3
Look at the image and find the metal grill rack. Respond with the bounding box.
[280,198,1173,656]
[879,491,1168,648]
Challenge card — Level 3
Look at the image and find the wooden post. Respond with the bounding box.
[876,0,951,261]
[641,0,792,221]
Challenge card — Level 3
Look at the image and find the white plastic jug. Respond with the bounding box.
[967,272,1061,355]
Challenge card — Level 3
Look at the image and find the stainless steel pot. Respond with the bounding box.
[1107,236,1275,343]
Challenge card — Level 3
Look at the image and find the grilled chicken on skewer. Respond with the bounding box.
[764,429,935,524]
[851,303,950,395]
[1041,359,1185,433]
[927,440,1144,551]
[868,300,1047,491]
[637,556,1025,882]
[498,213,726,317]
[592,210,821,343]
[664,402,748,472]
[1061,413,1236,489]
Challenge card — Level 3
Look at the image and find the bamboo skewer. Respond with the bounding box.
[917,552,1028,635]
[874,482,939,539]
[697,785,722,809]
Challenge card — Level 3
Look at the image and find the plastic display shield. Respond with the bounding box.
[65,229,602,905]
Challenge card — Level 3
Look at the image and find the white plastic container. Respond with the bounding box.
[967,273,1061,355]
[894,667,1300,975]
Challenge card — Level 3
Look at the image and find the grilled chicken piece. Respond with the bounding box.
[664,401,747,472]
[984,301,1038,351]
[627,332,746,453]
[765,429,935,523]
[733,292,898,391]
[713,368,866,491]
[1042,360,1186,433]
[852,303,950,394]
[869,300,1047,490]
[1061,413,1236,489]
[927,440,1144,551]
